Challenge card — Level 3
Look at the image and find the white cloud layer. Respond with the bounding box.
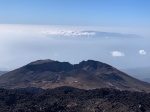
[110,51,125,57]
[139,50,147,55]
[0,24,149,70]
[41,30,96,36]
[0,24,97,38]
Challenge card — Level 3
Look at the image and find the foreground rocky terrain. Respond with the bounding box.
[0,86,150,112]
[0,59,150,92]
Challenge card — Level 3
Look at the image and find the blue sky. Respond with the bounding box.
[0,0,150,27]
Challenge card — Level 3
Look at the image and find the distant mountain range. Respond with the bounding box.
[122,67,150,83]
[0,59,149,92]
[85,31,142,39]
[44,30,143,39]
[0,71,8,76]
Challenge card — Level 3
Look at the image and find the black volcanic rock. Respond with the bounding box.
[0,86,150,112]
[0,59,150,92]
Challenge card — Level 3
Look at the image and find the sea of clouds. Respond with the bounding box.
[0,24,149,70]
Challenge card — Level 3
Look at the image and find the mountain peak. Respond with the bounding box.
[26,60,72,72]
[29,59,54,65]
[25,59,112,72]
[79,60,112,69]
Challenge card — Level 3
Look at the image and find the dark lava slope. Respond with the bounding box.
[0,86,150,112]
[0,59,150,92]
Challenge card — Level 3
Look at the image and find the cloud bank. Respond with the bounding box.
[0,24,149,70]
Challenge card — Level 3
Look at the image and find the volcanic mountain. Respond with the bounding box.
[0,59,150,92]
